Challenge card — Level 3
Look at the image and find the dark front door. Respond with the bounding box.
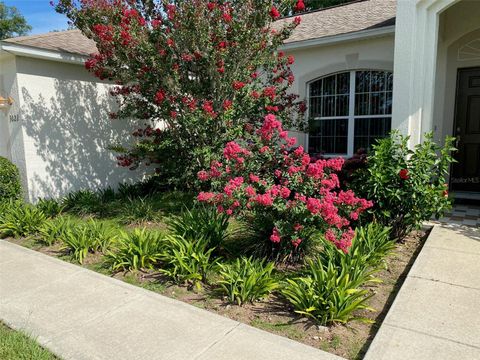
[451,68,480,193]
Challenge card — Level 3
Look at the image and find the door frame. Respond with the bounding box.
[450,66,480,196]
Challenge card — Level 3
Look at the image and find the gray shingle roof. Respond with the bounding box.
[2,30,97,56]
[2,0,396,56]
[278,0,396,44]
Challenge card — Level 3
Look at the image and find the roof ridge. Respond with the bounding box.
[3,29,81,43]
[280,0,368,20]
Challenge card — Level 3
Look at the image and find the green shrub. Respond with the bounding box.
[0,157,21,203]
[119,197,159,224]
[61,190,103,216]
[38,216,76,246]
[36,198,64,218]
[168,206,230,249]
[282,258,374,325]
[0,201,47,238]
[216,257,278,305]
[60,225,97,264]
[83,219,119,253]
[159,235,217,288]
[351,132,456,240]
[106,228,163,271]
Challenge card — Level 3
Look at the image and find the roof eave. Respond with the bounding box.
[280,25,395,51]
[0,42,87,65]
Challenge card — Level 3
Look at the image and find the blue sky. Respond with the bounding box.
[6,1,70,35]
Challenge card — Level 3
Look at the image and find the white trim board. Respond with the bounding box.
[0,43,87,65]
[280,25,396,51]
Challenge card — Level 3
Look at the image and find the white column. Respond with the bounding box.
[392,0,458,147]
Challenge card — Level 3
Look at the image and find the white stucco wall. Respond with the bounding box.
[9,56,143,202]
[392,0,470,147]
[0,54,30,196]
[285,35,395,147]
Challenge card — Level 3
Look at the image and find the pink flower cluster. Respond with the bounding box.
[197,114,372,255]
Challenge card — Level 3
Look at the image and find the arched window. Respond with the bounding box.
[308,70,393,156]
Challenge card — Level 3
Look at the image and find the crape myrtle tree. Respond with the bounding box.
[54,0,307,188]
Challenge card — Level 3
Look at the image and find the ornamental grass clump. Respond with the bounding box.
[197,114,372,262]
[159,235,218,288]
[0,201,47,239]
[106,228,163,271]
[282,258,375,326]
[167,205,230,250]
[216,257,278,306]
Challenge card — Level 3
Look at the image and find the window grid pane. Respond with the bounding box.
[354,117,392,151]
[309,118,348,154]
[308,70,393,156]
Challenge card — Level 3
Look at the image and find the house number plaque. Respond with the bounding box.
[9,114,19,123]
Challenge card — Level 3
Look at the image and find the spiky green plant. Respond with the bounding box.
[282,257,375,325]
[106,228,163,271]
[159,235,218,288]
[167,205,230,249]
[0,201,47,238]
[216,257,278,305]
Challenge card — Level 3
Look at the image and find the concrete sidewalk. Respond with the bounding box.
[365,225,480,360]
[0,240,341,360]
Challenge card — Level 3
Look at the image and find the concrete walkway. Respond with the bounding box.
[0,240,341,360]
[365,225,480,360]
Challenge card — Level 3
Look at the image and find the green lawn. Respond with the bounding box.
[0,323,57,360]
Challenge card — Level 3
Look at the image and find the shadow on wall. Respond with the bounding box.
[21,79,143,201]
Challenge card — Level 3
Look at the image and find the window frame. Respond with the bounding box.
[306,70,393,157]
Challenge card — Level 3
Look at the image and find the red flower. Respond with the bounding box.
[202,100,215,116]
[207,2,216,11]
[223,100,233,110]
[293,16,302,25]
[154,90,166,104]
[295,0,306,12]
[223,12,232,22]
[287,55,295,65]
[270,228,281,243]
[197,170,210,181]
[233,81,245,91]
[270,6,281,19]
[399,169,410,180]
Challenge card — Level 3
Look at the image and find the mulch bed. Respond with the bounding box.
[9,229,428,360]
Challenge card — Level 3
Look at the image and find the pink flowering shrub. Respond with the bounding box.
[197,114,372,261]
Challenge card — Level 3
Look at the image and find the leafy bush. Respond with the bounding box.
[36,198,64,218]
[38,216,76,246]
[216,257,278,305]
[106,228,163,271]
[198,114,372,262]
[56,1,305,189]
[61,190,104,216]
[119,197,159,224]
[167,206,230,249]
[0,157,21,203]
[0,201,47,238]
[83,219,119,253]
[351,132,456,240]
[159,235,217,288]
[59,225,96,264]
[282,258,374,325]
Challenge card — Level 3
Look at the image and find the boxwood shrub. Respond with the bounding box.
[0,157,21,203]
